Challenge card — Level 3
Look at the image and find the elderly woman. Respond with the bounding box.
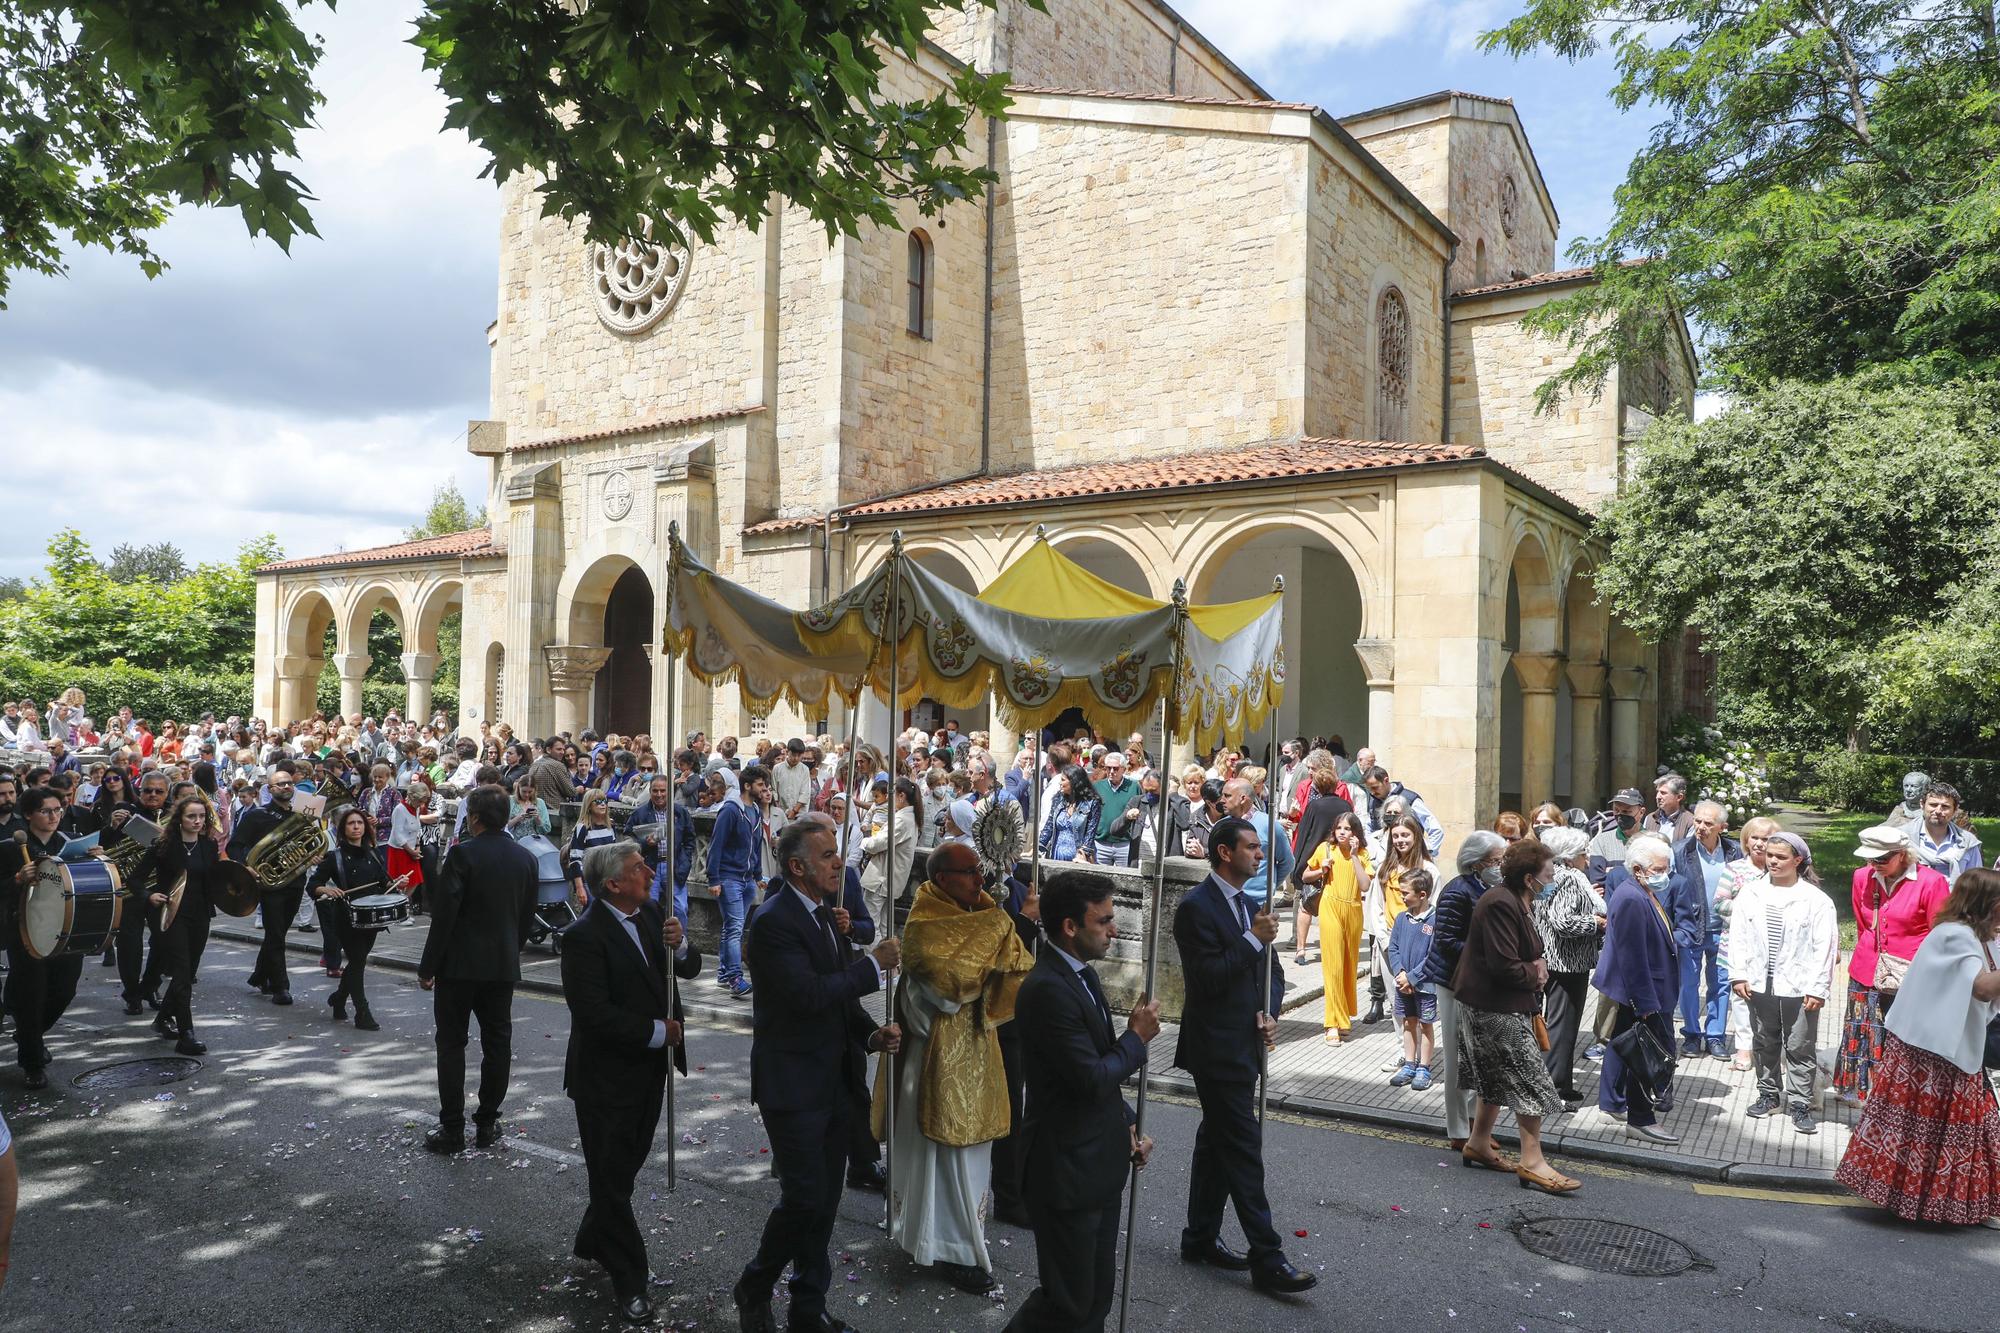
[1533,825,1602,1108]
[1593,834,1684,1144]
[1454,837,1577,1193]
[1421,830,1509,1149]
[1835,825,1953,1104]
[1836,868,2000,1226]
[1729,833,1838,1134]
[1715,815,1782,1071]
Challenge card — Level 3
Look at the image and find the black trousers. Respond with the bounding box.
[742,1102,848,1326]
[1542,969,1590,1097]
[574,1092,664,1299]
[316,898,346,971]
[990,1023,1028,1214]
[1006,1195,1122,1332]
[433,978,514,1129]
[332,918,376,1011]
[842,1066,878,1174]
[113,900,154,1004]
[1181,1073,1282,1268]
[3,944,84,1070]
[253,884,305,993]
[154,913,211,1035]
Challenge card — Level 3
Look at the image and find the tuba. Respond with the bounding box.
[245,809,332,890]
[97,834,150,899]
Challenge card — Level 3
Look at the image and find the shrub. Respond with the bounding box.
[0,650,253,724]
[1661,717,1776,823]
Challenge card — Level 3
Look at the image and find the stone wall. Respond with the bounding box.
[1446,113,1557,292]
[926,0,1258,101]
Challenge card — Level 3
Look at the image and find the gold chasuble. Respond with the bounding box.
[872,880,1035,1147]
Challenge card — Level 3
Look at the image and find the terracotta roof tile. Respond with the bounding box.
[259,527,497,574]
[741,515,825,538]
[1453,259,1647,300]
[508,404,764,454]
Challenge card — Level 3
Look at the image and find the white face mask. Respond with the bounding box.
[1478,864,1503,888]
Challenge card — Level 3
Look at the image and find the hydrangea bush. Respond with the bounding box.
[1662,719,1776,825]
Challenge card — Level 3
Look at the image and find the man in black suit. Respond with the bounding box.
[1004,869,1159,1332]
[1172,816,1316,1297]
[735,818,901,1333]
[562,836,704,1326]
[228,760,309,1005]
[417,784,538,1154]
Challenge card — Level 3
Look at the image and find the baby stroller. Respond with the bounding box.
[517,832,576,953]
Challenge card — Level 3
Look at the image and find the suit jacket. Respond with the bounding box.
[1606,862,1702,952]
[1670,834,1742,935]
[1015,946,1145,1211]
[745,879,883,1114]
[417,829,538,982]
[561,898,703,1101]
[1172,873,1285,1083]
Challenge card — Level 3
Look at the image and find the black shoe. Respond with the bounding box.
[123,999,143,1016]
[1360,998,1386,1025]
[23,1066,48,1090]
[846,1162,888,1192]
[931,1259,996,1294]
[152,1016,178,1041]
[1679,1035,1705,1059]
[790,1317,855,1333]
[144,990,162,1011]
[272,991,293,1006]
[474,1119,503,1149]
[248,973,265,990]
[176,1034,208,1056]
[615,1292,654,1325]
[731,1279,777,1333]
[1745,1094,1780,1119]
[1250,1260,1318,1296]
[424,1126,466,1155]
[1181,1239,1252,1271]
[1626,1123,1681,1145]
[353,1008,380,1032]
[1790,1106,1819,1135]
[101,950,116,968]
[328,993,348,1021]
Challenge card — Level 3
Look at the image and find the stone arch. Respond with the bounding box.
[1499,527,1564,813]
[906,545,981,595]
[1177,510,1383,638]
[1502,523,1561,654]
[279,585,337,660]
[555,529,661,646]
[336,580,410,656]
[409,576,465,656]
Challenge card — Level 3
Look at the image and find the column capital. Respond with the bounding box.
[545,644,612,692]
[332,652,372,681]
[275,654,324,678]
[1608,666,1649,702]
[400,652,438,683]
[1353,637,1395,685]
[1512,651,1566,696]
[1565,661,1608,698]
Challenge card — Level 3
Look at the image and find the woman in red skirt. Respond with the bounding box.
[1836,868,2000,1226]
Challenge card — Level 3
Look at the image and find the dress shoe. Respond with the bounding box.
[615,1292,654,1325]
[23,1066,49,1090]
[1181,1239,1251,1271]
[353,1008,380,1032]
[1250,1260,1318,1296]
[474,1119,504,1149]
[1626,1123,1681,1145]
[845,1162,888,1192]
[932,1260,997,1294]
[731,1280,777,1333]
[328,993,348,1020]
[791,1317,856,1333]
[152,1015,179,1041]
[123,999,143,1016]
[176,1034,208,1056]
[272,990,294,1006]
[424,1126,466,1155]
[1679,1035,1705,1059]
[144,990,162,1011]
[1706,1038,1728,1060]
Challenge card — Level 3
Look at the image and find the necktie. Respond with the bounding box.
[1079,965,1112,1030]
[1233,891,1252,933]
[813,904,841,958]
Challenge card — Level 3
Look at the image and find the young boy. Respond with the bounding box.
[1384,869,1438,1090]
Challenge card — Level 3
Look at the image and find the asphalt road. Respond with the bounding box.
[2,937,1995,1333]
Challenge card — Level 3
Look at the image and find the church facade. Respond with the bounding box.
[253,0,1696,834]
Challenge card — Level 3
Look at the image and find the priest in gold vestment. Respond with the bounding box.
[873,840,1036,1293]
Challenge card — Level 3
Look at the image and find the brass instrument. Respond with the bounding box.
[97,833,150,899]
[244,809,332,890]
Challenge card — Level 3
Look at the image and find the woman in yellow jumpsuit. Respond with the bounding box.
[1302,811,1371,1045]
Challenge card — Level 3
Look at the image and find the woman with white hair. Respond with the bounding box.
[1593,833,1684,1144]
[1533,824,1602,1108]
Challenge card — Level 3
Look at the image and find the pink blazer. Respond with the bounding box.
[1847,864,1952,986]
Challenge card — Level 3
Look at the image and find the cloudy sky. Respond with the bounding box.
[0,0,1651,584]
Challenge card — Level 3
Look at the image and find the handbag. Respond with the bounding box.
[1608,1010,1677,1110]
[1870,884,1911,992]
[1531,1012,1552,1052]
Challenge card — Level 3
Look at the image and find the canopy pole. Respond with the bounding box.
[1258,574,1284,1128]
[663,523,682,1193]
[1027,523,1050,954]
[1116,579,1186,1333]
[880,531,904,1235]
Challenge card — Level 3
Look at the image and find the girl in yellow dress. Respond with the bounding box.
[1302,812,1372,1044]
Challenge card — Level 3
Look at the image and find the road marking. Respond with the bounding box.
[387,1107,584,1166]
[1693,1182,1867,1209]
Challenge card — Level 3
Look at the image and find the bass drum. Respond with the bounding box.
[21,858,124,959]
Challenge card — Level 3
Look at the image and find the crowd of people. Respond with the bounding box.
[2,693,1998,1322]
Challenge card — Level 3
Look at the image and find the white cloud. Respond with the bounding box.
[1175,0,1505,69]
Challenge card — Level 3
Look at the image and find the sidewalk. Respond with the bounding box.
[219,918,1854,1185]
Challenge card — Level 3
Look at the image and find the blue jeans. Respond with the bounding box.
[650,874,690,933]
[1679,929,1726,1040]
[718,879,756,985]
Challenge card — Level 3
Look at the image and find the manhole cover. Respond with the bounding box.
[70,1057,203,1090]
[1513,1217,1700,1277]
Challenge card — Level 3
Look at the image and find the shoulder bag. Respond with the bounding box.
[1871,881,1912,993]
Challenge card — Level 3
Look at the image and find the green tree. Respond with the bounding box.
[106,540,189,584]
[1483,1,2000,406]
[2,0,1032,306]
[405,480,484,541]
[1595,380,2000,752]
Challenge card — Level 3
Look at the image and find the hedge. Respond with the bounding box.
[314,677,459,721]
[1773,748,2000,815]
[0,650,457,728]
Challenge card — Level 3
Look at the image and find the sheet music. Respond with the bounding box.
[291,791,327,819]
[57,831,101,861]
[122,814,162,848]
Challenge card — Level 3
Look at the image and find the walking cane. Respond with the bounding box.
[1116,586,1185,1333]
[1258,575,1284,1127]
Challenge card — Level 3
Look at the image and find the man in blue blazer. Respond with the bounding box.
[1171,816,1316,1297]
[734,819,902,1333]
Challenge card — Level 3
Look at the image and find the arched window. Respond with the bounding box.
[906,230,932,339]
[1474,237,1489,286]
[1375,286,1411,441]
[486,643,505,722]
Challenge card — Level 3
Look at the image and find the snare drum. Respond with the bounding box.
[21,858,125,959]
[346,893,409,931]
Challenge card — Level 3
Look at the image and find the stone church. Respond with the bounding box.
[254,0,1696,834]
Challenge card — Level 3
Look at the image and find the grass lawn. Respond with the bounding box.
[1785,809,1998,954]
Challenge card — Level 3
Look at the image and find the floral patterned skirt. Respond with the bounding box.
[1831,980,1890,1101]
[1457,1007,1563,1119]
[1835,1035,2000,1225]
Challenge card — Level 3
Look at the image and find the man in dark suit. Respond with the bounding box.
[228,759,309,1005]
[1172,816,1316,1297]
[735,818,901,1333]
[417,784,538,1154]
[562,836,704,1326]
[1004,869,1159,1332]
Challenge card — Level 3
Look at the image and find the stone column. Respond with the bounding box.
[1608,666,1648,795]
[333,653,372,720]
[505,462,564,739]
[546,646,613,738]
[1511,652,1565,810]
[1354,638,1396,768]
[1566,662,1607,809]
[274,654,323,727]
[401,652,438,724]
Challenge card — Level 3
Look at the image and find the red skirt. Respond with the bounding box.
[387,846,424,890]
[1835,1034,2000,1224]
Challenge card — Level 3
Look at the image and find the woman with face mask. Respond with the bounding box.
[1420,831,1509,1150]
[1592,834,1685,1145]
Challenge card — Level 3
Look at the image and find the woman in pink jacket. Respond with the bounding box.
[1834,825,1952,1104]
